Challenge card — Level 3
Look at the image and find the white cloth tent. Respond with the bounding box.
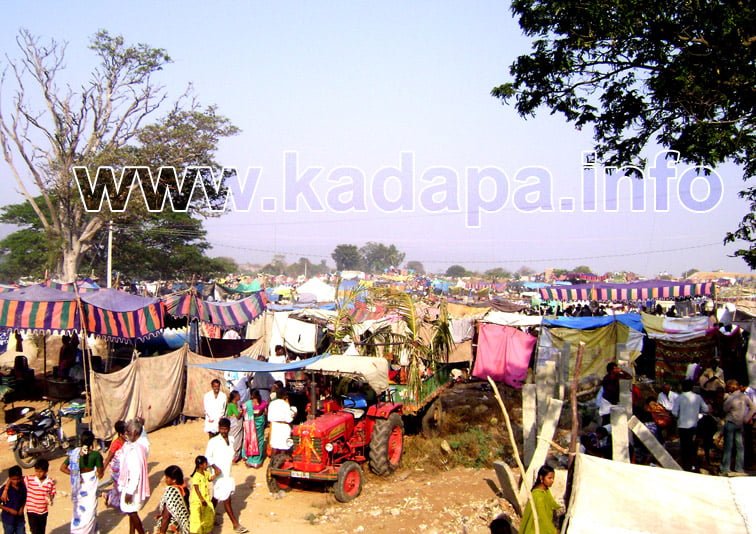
[565,453,756,533]
[296,277,336,302]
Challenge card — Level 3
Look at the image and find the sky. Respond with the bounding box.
[0,2,751,277]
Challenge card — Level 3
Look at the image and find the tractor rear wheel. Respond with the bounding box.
[333,461,363,503]
[369,412,404,476]
[266,453,292,494]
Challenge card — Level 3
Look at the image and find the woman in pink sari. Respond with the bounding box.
[243,390,268,468]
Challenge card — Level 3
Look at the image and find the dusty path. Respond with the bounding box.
[1,410,506,534]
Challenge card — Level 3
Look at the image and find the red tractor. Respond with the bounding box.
[266,355,404,502]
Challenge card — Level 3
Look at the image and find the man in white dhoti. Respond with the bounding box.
[204,379,227,437]
[205,418,248,533]
[268,391,297,454]
[119,419,150,534]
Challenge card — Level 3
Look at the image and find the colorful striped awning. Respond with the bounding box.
[539,281,715,302]
[0,284,165,340]
[164,291,266,326]
[80,301,165,341]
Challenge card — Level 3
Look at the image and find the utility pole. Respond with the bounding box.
[107,221,113,288]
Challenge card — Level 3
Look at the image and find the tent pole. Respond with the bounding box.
[74,287,94,420]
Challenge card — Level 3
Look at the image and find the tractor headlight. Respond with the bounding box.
[324,443,334,452]
[286,438,294,448]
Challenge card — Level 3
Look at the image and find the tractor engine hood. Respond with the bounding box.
[293,411,355,441]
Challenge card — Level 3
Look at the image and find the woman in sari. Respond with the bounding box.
[61,430,104,534]
[243,390,268,468]
[155,465,190,534]
[226,390,243,462]
[103,420,127,508]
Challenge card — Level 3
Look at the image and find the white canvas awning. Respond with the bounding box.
[305,354,389,393]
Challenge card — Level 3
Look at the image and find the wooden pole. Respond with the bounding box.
[487,376,540,534]
[568,342,585,468]
[73,285,94,419]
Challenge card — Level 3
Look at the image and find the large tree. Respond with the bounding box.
[331,244,363,271]
[0,198,235,282]
[494,1,756,267]
[0,30,238,281]
[359,242,405,273]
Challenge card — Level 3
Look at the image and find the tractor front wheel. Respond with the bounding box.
[333,461,363,503]
[369,412,404,476]
[266,454,292,494]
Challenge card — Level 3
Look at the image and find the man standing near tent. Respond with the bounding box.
[204,379,227,438]
[672,379,709,472]
[720,379,755,476]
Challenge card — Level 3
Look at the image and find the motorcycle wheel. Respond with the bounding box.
[14,436,38,468]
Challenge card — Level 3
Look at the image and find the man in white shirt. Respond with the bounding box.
[203,379,227,438]
[672,379,709,472]
[205,418,248,533]
[268,391,296,454]
[657,383,678,412]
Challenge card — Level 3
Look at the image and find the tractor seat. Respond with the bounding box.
[342,408,365,420]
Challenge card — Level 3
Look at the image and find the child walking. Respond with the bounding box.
[0,466,27,534]
[24,459,56,534]
[189,456,214,534]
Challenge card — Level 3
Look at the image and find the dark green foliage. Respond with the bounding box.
[495,1,756,266]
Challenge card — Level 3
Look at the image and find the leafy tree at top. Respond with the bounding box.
[484,267,513,281]
[494,1,756,267]
[360,242,406,273]
[332,244,362,271]
[572,265,593,274]
[0,30,238,281]
[445,265,468,277]
[405,261,425,274]
[682,268,700,279]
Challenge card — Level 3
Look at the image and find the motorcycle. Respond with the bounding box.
[5,398,85,468]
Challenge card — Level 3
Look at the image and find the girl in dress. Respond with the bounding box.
[189,456,214,534]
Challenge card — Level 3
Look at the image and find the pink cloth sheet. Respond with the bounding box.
[472,323,536,388]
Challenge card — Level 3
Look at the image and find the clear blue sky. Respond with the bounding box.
[0,2,750,276]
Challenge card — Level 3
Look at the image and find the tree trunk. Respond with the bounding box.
[61,240,84,283]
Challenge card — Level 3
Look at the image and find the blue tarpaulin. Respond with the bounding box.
[542,314,643,332]
[191,353,328,373]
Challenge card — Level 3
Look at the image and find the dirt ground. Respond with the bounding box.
[0,405,512,534]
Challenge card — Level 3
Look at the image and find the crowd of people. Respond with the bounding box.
[583,361,755,476]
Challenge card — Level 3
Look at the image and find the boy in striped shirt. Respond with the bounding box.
[24,459,55,534]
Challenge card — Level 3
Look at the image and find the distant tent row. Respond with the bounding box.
[538,280,715,301]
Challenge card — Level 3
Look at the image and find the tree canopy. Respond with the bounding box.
[494,1,756,267]
[0,198,236,282]
[445,265,468,277]
[405,261,425,274]
[331,244,363,271]
[360,242,405,273]
[0,30,239,281]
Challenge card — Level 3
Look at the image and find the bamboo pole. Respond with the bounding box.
[487,376,540,534]
[568,342,585,468]
[73,285,94,420]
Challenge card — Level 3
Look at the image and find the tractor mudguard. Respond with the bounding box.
[367,402,403,419]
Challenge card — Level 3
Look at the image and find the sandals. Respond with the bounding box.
[235,526,250,534]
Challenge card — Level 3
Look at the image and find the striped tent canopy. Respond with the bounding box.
[0,285,164,340]
[0,285,79,331]
[163,291,266,326]
[79,289,164,341]
[539,281,715,302]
